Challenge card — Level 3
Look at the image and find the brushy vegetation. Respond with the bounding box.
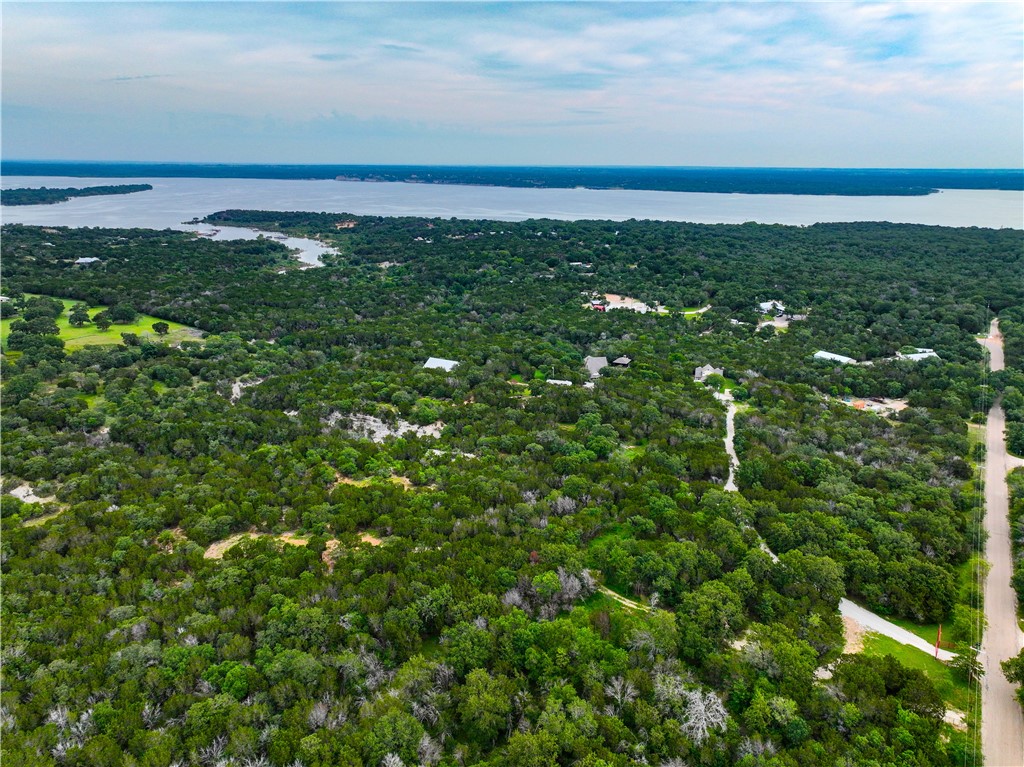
[3,215,1018,766]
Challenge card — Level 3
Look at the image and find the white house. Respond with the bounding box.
[758,300,786,315]
[423,357,459,372]
[813,350,856,365]
[74,257,100,265]
[897,348,940,362]
[694,364,725,382]
[547,379,573,386]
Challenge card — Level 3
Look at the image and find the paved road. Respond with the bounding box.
[839,599,956,662]
[979,319,1005,372]
[979,320,1024,766]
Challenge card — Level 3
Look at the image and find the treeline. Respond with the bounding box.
[1004,470,1024,706]
[0,184,153,206]
[996,305,1024,708]
[5,161,1024,193]
[998,306,1024,458]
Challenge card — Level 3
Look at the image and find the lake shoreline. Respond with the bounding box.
[2,175,1021,230]
[4,162,1021,196]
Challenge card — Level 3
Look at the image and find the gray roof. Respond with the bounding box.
[612,356,632,366]
[694,364,724,381]
[584,356,608,378]
[423,357,459,372]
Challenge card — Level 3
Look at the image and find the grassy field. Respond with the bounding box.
[580,590,625,615]
[967,423,986,450]
[882,615,943,646]
[681,306,712,320]
[1,295,197,351]
[621,445,646,459]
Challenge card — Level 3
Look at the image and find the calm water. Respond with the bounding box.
[3,174,1021,256]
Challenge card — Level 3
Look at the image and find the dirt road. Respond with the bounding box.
[599,585,646,611]
[979,319,1024,766]
[713,390,739,491]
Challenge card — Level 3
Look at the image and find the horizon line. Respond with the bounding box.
[4,159,1024,173]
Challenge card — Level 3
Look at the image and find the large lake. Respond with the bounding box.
[3,174,1022,232]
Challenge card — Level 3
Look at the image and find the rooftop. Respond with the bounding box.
[898,348,940,361]
[423,357,459,372]
[813,350,856,365]
[694,364,725,382]
[584,355,609,378]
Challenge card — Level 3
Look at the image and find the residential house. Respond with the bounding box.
[758,300,786,315]
[897,348,940,361]
[813,350,856,365]
[423,357,460,372]
[694,364,724,383]
[584,356,609,379]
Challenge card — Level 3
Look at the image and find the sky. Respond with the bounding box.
[2,1,1022,167]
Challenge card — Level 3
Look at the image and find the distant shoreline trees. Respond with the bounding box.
[0,184,153,206]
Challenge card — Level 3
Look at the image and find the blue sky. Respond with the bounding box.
[2,1,1022,167]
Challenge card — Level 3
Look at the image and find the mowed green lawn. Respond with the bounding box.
[1,295,197,351]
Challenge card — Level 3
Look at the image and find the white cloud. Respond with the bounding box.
[2,1,1020,165]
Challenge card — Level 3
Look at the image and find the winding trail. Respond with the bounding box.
[978,319,1024,767]
[713,390,739,491]
[599,585,646,611]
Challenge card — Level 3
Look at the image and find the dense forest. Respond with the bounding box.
[4,161,1024,195]
[0,185,153,206]
[2,214,1021,767]
[998,306,1024,456]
